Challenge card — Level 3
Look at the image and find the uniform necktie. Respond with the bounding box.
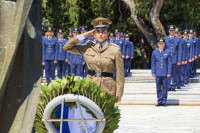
[171,36,173,41]
[99,44,103,51]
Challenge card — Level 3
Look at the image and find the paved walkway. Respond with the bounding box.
[115,105,200,133]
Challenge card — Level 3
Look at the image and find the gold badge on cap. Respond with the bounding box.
[116,30,118,32]
[160,39,164,42]
[170,26,173,29]
[59,29,62,33]
[175,28,178,31]
[126,34,128,37]
[82,27,85,30]
[99,21,103,25]
[184,32,187,34]
[48,27,51,30]
[190,30,193,32]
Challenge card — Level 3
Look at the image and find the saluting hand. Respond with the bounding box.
[82,29,96,38]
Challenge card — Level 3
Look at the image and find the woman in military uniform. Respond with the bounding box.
[63,17,124,103]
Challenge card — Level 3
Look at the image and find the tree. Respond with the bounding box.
[42,0,200,69]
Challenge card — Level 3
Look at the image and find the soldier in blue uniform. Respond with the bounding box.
[188,30,195,78]
[68,28,85,77]
[191,30,200,77]
[164,25,182,91]
[125,33,134,76]
[113,29,124,56]
[174,27,184,89]
[109,32,115,43]
[42,27,57,85]
[179,30,188,86]
[42,28,49,78]
[56,29,68,79]
[182,30,189,84]
[151,38,172,107]
[122,33,130,76]
[79,26,89,77]
[183,29,194,84]
[66,32,73,76]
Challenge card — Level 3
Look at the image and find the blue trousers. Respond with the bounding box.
[127,58,132,75]
[156,76,168,105]
[185,62,191,83]
[124,59,129,76]
[57,61,66,79]
[56,104,70,133]
[45,60,55,84]
[176,65,181,87]
[70,64,83,77]
[168,64,177,90]
[66,63,71,76]
[180,64,186,85]
[192,59,198,76]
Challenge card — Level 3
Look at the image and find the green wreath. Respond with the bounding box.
[34,75,120,133]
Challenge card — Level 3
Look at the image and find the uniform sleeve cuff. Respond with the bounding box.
[76,34,85,41]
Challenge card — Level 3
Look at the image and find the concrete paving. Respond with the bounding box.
[115,105,200,133]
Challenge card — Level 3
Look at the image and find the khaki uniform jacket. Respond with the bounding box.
[63,37,124,96]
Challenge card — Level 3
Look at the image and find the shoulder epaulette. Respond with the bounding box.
[110,43,120,48]
[86,40,96,46]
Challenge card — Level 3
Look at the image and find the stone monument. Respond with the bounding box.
[0,0,42,132]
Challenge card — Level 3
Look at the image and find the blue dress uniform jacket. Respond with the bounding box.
[151,49,172,76]
[185,38,194,82]
[151,48,172,105]
[122,40,130,76]
[127,41,134,75]
[56,38,68,61]
[191,37,198,76]
[68,42,84,77]
[42,37,57,62]
[180,38,187,85]
[113,37,124,56]
[187,38,195,60]
[42,36,57,84]
[164,36,182,90]
[56,38,68,79]
[164,36,182,64]
[181,39,187,61]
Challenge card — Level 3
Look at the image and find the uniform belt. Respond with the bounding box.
[87,70,113,77]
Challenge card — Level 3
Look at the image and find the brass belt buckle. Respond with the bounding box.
[95,70,101,77]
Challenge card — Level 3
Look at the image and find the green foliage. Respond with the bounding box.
[42,0,200,69]
[34,75,120,132]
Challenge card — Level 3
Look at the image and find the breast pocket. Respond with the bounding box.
[104,55,115,65]
[85,53,96,64]
[163,54,168,59]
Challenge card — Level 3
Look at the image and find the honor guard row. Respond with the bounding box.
[42,26,135,84]
[151,25,200,107]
